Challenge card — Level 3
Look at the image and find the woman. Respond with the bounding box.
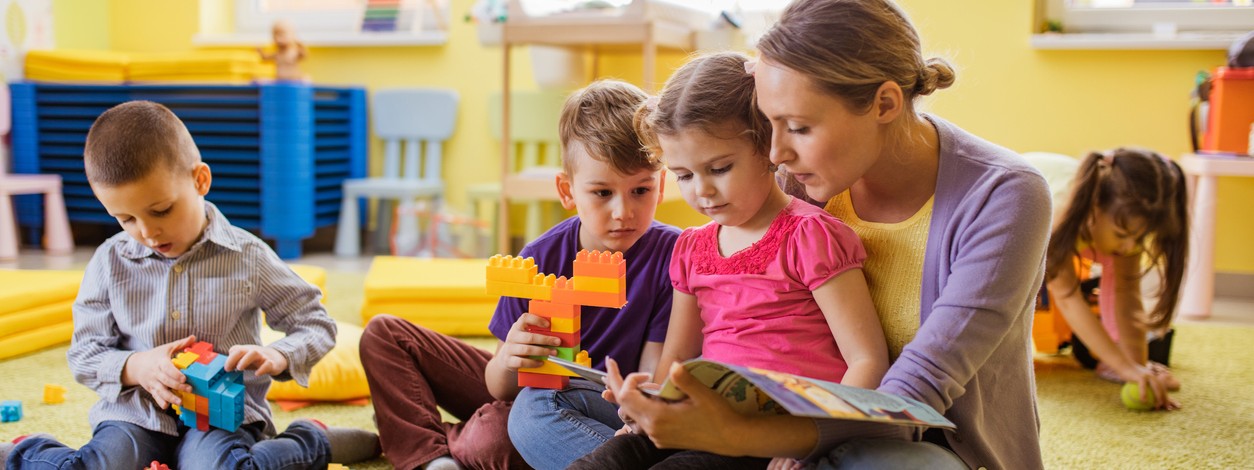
[595,1,1050,468]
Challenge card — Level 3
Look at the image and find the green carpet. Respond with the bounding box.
[2,269,1251,468]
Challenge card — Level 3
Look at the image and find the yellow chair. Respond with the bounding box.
[360,256,498,336]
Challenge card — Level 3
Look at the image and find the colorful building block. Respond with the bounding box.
[147,461,170,470]
[43,384,66,404]
[1,400,22,422]
[170,341,245,432]
[486,250,628,390]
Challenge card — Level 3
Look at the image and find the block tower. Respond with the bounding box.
[170,340,245,432]
[486,250,627,389]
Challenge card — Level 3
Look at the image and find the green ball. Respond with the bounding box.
[1121,382,1155,410]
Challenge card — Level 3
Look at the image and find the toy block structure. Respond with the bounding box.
[1,400,21,422]
[170,340,245,432]
[43,384,66,404]
[146,461,170,470]
[486,250,626,389]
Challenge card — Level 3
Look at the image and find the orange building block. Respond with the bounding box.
[552,276,626,308]
[487,255,539,284]
[528,299,580,319]
[43,384,66,404]
[518,371,569,389]
[573,250,625,279]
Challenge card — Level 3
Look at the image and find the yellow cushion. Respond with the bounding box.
[364,257,496,301]
[361,257,497,335]
[288,264,328,304]
[0,300,74,338]
[0,321,74,360]
[0,270,82,317]
[262,321,370,402]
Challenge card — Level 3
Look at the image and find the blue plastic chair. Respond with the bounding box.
[335,88,459,256]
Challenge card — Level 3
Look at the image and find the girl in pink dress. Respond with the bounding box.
[571,51,889,470]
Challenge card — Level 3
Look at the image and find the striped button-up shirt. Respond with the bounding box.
[68,201,336,436]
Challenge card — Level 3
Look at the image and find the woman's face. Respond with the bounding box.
[754,59,884,202]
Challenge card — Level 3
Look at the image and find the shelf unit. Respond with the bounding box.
[496,1,704,252]
[9,82,367,259]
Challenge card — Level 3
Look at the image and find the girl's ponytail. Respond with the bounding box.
[1046,152,1104,285]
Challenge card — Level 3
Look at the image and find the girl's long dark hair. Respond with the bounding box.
[1045,148,1189,329]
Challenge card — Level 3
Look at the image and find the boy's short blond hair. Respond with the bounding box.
[558,80,660,175]
[84,101,202,186]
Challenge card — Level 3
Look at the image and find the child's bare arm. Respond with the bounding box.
[652,290,703,384]
[636,341,664,378]
[485,313,562,400]
[1111,253,1150,365]
[814,268,888,389]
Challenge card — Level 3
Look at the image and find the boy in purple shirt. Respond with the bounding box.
[359,79,680,470]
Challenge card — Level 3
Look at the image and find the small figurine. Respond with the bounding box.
[258,20,308,82]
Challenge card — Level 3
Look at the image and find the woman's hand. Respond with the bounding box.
[604,358,748,453]
[768,457,805,470]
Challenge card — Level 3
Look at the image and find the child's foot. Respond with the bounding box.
[0,434,55,463]
[425,455,464,470]
[1094,362,1124,384]
[294,419,381,464]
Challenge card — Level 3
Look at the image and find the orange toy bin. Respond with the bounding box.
[1203,67,1254,154]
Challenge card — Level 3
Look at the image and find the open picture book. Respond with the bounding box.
[548,356,955,430]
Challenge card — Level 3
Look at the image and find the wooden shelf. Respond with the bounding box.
[194,31,448,47]
[1030,31,1243,50]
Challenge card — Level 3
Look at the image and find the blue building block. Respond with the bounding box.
[1,400,22,422]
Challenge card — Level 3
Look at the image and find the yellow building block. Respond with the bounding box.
[172,351,199,370]
[519,359,579,377]
[43,384,66,404]
[550,316,580,334]
[573,275,625,294]
[487,255,539,284]
[486,273,556,301]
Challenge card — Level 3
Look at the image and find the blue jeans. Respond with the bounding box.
[9,420,330,470]
[508,379,623,470]
[817,439,967,470]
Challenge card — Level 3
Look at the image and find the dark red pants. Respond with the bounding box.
[360,315,531,470]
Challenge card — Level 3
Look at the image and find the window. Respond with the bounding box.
[1047,0,1254,34]
[197,0,451,46]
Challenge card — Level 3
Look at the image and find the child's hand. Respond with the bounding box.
[499,313,562,371]
[225,344,289,377]
[1120,363,1180,410]
[1148,361,1181,391]
[121,335,198,409]
[768,458,805,470]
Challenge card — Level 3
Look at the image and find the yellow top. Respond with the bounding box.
[825,191,934,360]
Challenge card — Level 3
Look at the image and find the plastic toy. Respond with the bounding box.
[146,461,170,470]
[1121,382,1155,411]
[170,340,246,432]
[1,400,21,422]
[43,384,66,404]
[257,20,307,82]
[485,250,626,389]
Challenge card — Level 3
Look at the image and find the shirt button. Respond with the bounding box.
[171,311,181,320]
[174,265,184,274]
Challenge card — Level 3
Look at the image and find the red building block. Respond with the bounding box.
[518,371,569,389]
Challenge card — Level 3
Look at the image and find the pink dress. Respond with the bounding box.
[670,197,867,383]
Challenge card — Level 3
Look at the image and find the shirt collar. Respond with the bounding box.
[118,201,242,259]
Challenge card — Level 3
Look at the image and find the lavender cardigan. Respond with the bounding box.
[803,116,1049,469]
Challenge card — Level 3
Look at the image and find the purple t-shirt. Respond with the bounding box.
[488,216,681,374]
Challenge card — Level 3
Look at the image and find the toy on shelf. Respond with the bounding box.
[1,400,22,422]
[485,250,626,389]
[43,384,66,404]
[170,341,245,432]
[258,20,308,82]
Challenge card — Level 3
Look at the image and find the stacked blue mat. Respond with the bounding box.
[9,82,367,259]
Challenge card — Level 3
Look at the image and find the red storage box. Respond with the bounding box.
[1204,67,1254,154]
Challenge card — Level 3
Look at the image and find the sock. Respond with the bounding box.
[425,455,464,470]
[294,419,381,464]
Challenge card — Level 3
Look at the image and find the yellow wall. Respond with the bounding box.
[58,0,1254,272]
[52,0,109,50]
